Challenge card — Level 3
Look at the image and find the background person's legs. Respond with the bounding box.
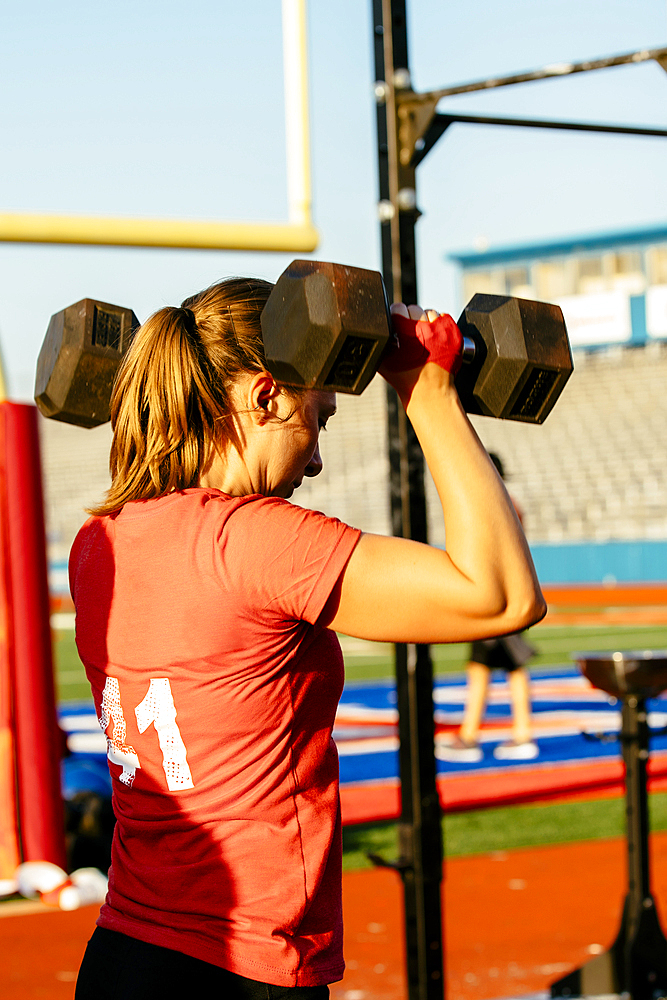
[507,666,533,745]
[439,660,489,762]
[459,661,491,745]
[441,637,539,763]
[494,662,539,760]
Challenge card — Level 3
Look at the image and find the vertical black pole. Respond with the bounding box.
[620,693,662,999]
[372,3,445,999]
[621,695,651,941]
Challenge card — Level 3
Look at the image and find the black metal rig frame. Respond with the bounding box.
[369,4,667,999]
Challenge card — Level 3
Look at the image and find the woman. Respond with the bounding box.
[71,275,545,999]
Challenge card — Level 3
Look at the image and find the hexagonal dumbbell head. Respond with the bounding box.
[455,294,573,424]
[261,260,392,394]
[34,299,138,428]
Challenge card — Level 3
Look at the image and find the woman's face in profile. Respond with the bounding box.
[199,383,337,499]
[265,389,336,499]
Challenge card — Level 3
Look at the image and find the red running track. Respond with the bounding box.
[5,832,667,1000]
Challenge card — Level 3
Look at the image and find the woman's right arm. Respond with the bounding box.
[322,308,546,645]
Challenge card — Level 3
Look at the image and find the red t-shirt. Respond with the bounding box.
[69,488,361,986]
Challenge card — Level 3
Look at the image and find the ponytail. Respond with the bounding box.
[89,277,274,515]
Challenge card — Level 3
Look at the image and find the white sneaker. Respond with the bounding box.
[493,740,539,761]
[438,736,483,763]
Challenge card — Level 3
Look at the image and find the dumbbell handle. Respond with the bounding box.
[461,335,476,363]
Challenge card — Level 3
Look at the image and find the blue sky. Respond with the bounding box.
[0,0,665,398]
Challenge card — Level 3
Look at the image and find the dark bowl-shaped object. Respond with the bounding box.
[576,650,667,699]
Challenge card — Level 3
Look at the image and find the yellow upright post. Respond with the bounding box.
[0,0,318,253]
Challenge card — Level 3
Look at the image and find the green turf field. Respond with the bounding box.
[54,621,667,870]
[54,629,90,702]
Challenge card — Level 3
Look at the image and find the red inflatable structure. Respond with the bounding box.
[0,401,65,878]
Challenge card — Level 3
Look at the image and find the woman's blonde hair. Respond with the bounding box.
[89,277,276,516]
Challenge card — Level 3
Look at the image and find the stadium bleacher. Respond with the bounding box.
[39,418,113,570]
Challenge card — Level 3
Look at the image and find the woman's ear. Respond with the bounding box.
[248,371,281,422]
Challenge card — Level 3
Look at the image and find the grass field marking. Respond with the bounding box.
[337,736,400,756]
[59,713,100,731]
[51,613,75,630]
[337,635,391,656]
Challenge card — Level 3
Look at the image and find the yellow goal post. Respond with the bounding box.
[0,0,318,253]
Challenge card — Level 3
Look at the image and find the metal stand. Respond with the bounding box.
[552,693,667,999]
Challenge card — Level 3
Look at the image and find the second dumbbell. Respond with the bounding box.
[260,260,573,424]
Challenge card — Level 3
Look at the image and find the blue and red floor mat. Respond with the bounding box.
[59,666,667,825]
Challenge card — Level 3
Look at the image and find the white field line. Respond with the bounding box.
[51,612,75,630]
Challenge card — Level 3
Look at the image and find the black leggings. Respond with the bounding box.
[76,927,331,1000]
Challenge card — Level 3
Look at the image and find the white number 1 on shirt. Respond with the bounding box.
[98,676,194,791]
[135,679,194,791]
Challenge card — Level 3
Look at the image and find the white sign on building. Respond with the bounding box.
[556,292,631,348]
[646,285,667,339]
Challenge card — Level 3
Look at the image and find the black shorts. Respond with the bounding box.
[76,927,331,1000]
[470,633,535,673]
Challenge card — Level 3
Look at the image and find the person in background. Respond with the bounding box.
[440,453,539,764]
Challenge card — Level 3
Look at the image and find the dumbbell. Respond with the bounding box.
[34,298,138,428]
[260,260,573,424]
[34,260,573,428]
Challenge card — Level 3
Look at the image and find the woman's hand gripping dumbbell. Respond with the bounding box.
[380,303,465,404]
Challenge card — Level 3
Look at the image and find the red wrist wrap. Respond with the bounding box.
[381,313,464,377]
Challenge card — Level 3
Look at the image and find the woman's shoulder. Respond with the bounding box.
[80,489,352,534]
[73,490,358,555]
[84,488,255,525]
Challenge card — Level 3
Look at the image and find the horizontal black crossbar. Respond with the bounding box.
[413,111,667,166]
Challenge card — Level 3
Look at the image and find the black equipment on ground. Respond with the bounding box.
[552,650,667,1000]
[34,259,573,428]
